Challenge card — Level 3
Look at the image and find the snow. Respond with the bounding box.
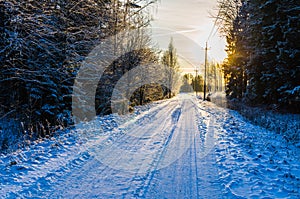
[197,101,300,198]
[0,94,299,198]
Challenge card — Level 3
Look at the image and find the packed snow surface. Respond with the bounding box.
[0,94,299,198]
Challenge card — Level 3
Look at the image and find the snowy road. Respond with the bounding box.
[45,95,222,198]
[1,94,299,198]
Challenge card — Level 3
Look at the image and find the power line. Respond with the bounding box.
[207,15,219,42]
[206,0,225,42]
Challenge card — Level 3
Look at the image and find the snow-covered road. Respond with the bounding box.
[45,95,222,198]
[1,94,299,198]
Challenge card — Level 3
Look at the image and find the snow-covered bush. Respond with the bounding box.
[0,119,23,152]
[227,99,300,143]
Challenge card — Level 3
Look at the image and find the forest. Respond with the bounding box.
[216,0,300,113]
[0,0,182,150]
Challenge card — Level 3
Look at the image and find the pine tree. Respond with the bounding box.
[161,38,180,98]
[217,0,300,112]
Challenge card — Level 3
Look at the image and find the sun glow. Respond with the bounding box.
[151,0,227,74]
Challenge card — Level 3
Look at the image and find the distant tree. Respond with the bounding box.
[207,62,223,93]
[181,74,194,93]
[161,38,180,98]
[191,75,204,92]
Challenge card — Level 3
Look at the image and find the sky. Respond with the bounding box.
[150,0,227,74]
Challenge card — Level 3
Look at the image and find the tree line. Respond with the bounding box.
[217,0,300,113]
[0,0,180,150]
[181,62,223,95]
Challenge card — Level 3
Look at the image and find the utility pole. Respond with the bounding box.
[203,42,208,101]
[169,39,173,99]
[195,69,198,97]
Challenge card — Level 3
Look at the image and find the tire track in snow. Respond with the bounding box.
[142,98,199,198]
[123,100,184,198]
[5,100,177,198]
[44,99,183,198]
[133,100,185,198]
[193,113,200,198]
[55,101,182,197]
[143,97,222,198]
[88,100,180,173]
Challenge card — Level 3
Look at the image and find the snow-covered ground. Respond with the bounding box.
[0,94,299,198]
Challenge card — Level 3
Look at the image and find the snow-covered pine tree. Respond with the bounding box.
[245,0,300,111]
[218,0,299,112]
